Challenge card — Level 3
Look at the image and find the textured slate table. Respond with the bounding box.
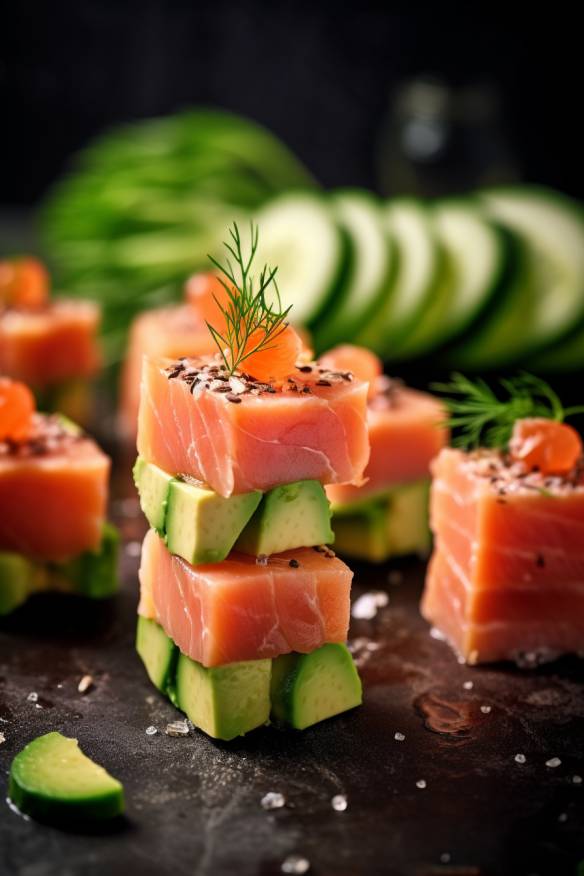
[1,480,584,876]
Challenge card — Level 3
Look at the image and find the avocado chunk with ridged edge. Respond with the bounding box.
[9,732,124,823]
[271,643,362,730]
[176,652,271,741]
[235,480,333,556]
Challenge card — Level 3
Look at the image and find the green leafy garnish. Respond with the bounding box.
[432,372,584,450]
[206,222,292,375]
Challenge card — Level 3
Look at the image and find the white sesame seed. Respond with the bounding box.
[331,794,348,811]
[281,854,310,874]
[78,674,93,694]
[394,732,406,742]
[515,753,527,764]
[480,705,492,714]
[546,757,562,768]
[26,692,38,703]
[416,779,427,790]
[261,792,286,811]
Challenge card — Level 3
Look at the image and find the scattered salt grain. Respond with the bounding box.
[515,753,527,764]
[462,681,474,690]
[351,591,389,620]
[26,692,38,703]
[546,757,562,769]
[281,854,310,874]
[480,705,492,714]
[165,720,190,737]
[0,732,5,745]
[261,792,286,810]
[416,779,427,790]
[331,794,348,811]
[78,674,93,694]
[572,775,582,785]
[125,541,142,558]
[145,726,158,736]
[440,852,451,864]
[394,732,406,742]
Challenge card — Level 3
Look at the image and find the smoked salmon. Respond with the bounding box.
[0,412,110,561]
[138,529,351,667]
[421,446,584,664]
[137,355,369,497]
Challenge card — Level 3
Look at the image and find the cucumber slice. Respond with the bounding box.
[136,615,178,694]
[312,190,394,351]
[271,644,362,730]
[9,732,124,823]
[453,187,584,368]
[176,652,271,741]
[358,199,440,357]
[393,200,508,358]
[252,193,347,325]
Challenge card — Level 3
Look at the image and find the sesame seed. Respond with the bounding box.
[463,681,474,690]
[331,794,348,811]
[226,393,242,404]
[416,779,427,790]
[145,726,158,736]
[281,855,310,874]
[289,559,300,568]
[261,791,286,810]
[480,705,492,714]
[546,757,562,768]
[515,753,527,764]
[77,675,93,694]
[394,732,406,742]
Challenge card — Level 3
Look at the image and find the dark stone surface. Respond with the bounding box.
[1,492,584,876]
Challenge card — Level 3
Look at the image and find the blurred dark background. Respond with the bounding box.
[1,1,582,206]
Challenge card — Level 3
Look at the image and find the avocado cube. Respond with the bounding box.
[53,524,120,599]
[136,615,178,696]
[176,652,271,741]
[271,643,362,730]
[165,479,261,565]
[235,480,334,557]
[332,501,390,562]
[0,553,40,615]
[133,457,173,535]
[387,480,431,557]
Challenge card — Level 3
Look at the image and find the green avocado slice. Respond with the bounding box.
[136,614,178,697]
[9,732,124,822]
[271,643,362,730]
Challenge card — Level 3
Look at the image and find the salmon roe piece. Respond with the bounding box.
[241,323,303,383]
[0,257,49,309]
[509,417,582,475]
[185,272,230,330]
[319,344,382,398]
[0,379,36,442]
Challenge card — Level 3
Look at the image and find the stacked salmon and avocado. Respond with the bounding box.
[0,256,101,424]
[421,374,584,665]
[134,225,368,740]
[321,345,447,562]
[0,378,119,615]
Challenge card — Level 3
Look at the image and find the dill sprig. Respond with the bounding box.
[206,222,291,375]
[432,372,584,450]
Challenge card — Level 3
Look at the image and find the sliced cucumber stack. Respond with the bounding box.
[452,187,584,368]
[358,198,440,358]
[312,190,394,351]
[252,193,348,325]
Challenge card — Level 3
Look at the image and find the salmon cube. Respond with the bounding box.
[421,448,584,664]
[138,529,352,667]
[137,356,369,497]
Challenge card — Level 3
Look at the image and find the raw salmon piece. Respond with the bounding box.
[137,356,369,497]
[0,413,110,561]
[326,383,447,507]
[0,300,101,388]
[138,529,352,667]
[119,304,216,439]
[421,447,584,664]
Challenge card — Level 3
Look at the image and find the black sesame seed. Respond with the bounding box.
[226,394,242,404]
[316,379,331,387]
[289,559,300,568]
[298,365,313,373]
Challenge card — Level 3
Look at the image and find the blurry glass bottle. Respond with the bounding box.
[377,76,519,198]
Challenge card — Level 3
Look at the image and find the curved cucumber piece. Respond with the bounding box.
[455,187,584,368]
[358,199,440,357]
[9,732,124,823]
[271,643,362,730]
[312,190,394,351]
[253,193,347,325]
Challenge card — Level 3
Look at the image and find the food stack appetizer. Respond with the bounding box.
[421,374,584,665]
[321,345,447,562]
[0,257,101,424]
[0,378,118,615]
[134,226,368,740]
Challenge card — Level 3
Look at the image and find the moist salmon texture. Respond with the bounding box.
[0,413,109,561]
[137,355,369,497]
[0,300,101,388]
[120,304,216,439]
[421,447,584,664]
[138,529,351,667]
[326,380,447,507]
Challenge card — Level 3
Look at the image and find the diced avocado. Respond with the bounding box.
[133,457,173,535]
[387,480,431,557]
[175,653,271,741]
[271,644,362,730]
[136,615,178,696]
[53,524,120,599]
[332,502,390,563]
[9,732,124,823]
[165,479,261,565]
[235,480,334,556]
[0,553,42,616]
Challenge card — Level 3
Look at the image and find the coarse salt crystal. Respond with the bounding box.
[480,705,492,714]
[515,753,527,764]
[416,779,427,789]
[261,792,286,810]
[462,681,474,690]
[546,757,562,768]
[572,775,582,785]
[331,794,348,811]
[351,591,389,620]
[394,732,406,742]
[281,854,310,874]
[165,720,190,737]
[26,692,38,703]
[145,726,158,736]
